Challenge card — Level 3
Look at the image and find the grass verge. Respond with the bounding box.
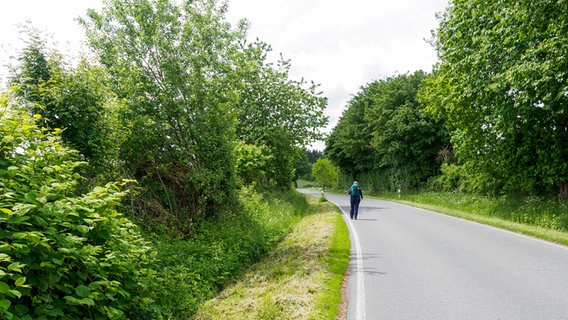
[146,188,309,319]
[378,191,568,247]
[193,196,350,320]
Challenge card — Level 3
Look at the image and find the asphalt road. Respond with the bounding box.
[298,189,568,320]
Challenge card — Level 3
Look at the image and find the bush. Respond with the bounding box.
[0,96,158,319]
[148,187,308,319]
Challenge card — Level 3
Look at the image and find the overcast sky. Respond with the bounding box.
[0,0,448,148]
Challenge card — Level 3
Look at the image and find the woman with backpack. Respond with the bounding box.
[348,181,363,219]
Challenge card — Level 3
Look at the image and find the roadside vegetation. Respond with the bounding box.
[193,196,349,320]
[148,189,313,318]
[3,0,567,318]
[326,0,567,241]
[1,0,330,318]
[380,191,568,246]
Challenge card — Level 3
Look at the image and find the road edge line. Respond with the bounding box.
[332,200,366,320]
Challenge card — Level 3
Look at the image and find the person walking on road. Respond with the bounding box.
[348,181,363,219]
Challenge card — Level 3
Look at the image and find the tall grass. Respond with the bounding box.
[144,187,309,319]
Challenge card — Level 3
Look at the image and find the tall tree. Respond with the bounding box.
[311,158,339,190]
[365,71,447,190]
[422,0,568,195]
[327,72,447,191]
[9,28,51,105]
[326,83,377,179]
[233,41,328,188]
[81,0,242,221]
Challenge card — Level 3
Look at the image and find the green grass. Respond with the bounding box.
[377,190,568,246]
[145,188,310,319]
[296,179,317,188]
[316,201,350,319]
[193,195,350,319]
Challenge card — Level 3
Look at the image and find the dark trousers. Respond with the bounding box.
[350,198,361,219]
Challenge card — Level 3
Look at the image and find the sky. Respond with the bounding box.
[0,0,448,149]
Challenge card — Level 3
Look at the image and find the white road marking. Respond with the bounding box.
[336,202,366,320]
[301,190,366,319]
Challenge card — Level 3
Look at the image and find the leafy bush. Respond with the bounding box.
[0,95,158,319]
[149,187,308,319]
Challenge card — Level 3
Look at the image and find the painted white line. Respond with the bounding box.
[334,201,366,320]
[347,216,366,320]
[299,190,366,319]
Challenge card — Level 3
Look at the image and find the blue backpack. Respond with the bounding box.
[350,185,360,197]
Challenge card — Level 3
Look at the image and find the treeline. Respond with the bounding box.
[326,71,448,192]
[1,0,327,318]
[327,0,567,199]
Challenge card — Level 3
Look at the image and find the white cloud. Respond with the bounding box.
[226,0,448,143]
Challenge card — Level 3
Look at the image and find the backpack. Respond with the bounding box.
[350,185,360,197]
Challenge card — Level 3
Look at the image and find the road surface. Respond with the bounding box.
[298,189,568,320]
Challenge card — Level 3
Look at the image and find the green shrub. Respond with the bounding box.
[149,187,308,319]
[0,96,158,319]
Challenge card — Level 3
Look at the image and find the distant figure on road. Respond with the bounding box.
[348,181,363,219]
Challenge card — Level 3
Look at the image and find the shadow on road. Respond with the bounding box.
[350,253,388,276]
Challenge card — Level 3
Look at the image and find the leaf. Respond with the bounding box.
[14,277,26,287]
[0,282,10,294]
[64,296,80,305]
[7,262,25,273]
[106,307,124,320]
[9,289,21,298]
[75,285,90,298]
[24,192,37,203]
[77,225,90,235]
[0,299,10,310]
[51,257,64,265]
[14,304,29,315]
[79,298,95,306]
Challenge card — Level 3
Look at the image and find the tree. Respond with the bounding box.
[9,27,51,105]
[233,40,328,189]
[234,141,272,186]
[326,83,377,179]
[312,158,339,190]
[81,0,242,223]
[365,71,448,190]
[306,149,324,164]
[10,31,119,185]
[422,0,568,195]
[327,72,448,191]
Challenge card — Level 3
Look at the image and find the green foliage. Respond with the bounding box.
[423,0,568,196]
[234,40,328,189]
[234,141,272,186]
[35,58,117,175]
[0,96,158,319]
[326,83,377,178]
[312,158,339,190]
[9,31,122,186]
[81,0,241,225]
[8,27,51,105]
[327,71,449,192]
[148,187,308,318]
